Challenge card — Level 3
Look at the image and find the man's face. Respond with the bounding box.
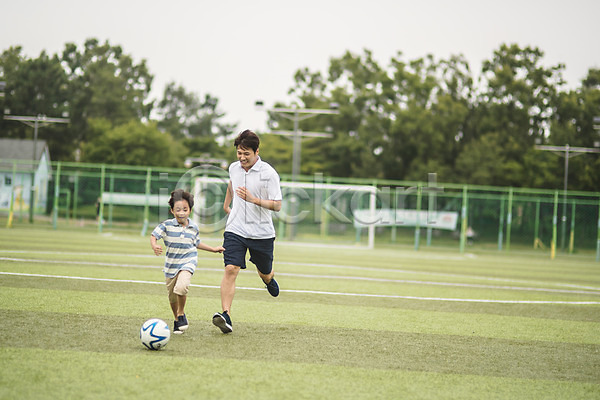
[237,145,259,171]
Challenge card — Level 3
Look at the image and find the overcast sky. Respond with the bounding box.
[2,0,599,132]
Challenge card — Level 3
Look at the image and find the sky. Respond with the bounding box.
[1,0,599,133]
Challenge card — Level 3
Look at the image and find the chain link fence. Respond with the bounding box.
[1,159,599,260]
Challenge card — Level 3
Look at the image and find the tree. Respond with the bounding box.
[0,47,72,159]
[61,38,154,149]
[279,50,395,179]
[458,44,565,187]
[3,39,595,190]
[548,68,600,191]
[251,134,293,175]
[155,81,235,140]
[81,119,183,167]
[478,44,563,144]
[282,50,475,182]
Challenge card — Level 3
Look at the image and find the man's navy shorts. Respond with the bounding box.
[223,232,274,274]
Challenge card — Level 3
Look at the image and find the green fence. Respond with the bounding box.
[1,159,599,260]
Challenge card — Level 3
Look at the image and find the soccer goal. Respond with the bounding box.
[193,176,379,248]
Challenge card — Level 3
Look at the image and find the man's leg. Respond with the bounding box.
[258,269,279,297]
[213,264,239,333]
[250,238,278,297]
[257,270,274,284]
[221,264,241,314]
[216,232,246,333]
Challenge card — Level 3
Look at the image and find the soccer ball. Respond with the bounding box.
[140,318,171,350]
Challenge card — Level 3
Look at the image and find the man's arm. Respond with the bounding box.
[223,181,233,214]
[235,186,282,212]
[253,197,282,212]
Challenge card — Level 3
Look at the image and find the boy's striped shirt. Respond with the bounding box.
[151,218,201,278]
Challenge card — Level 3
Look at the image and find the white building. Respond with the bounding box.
[0,138,52,213]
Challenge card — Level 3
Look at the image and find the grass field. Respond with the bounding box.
[1,221,599,399]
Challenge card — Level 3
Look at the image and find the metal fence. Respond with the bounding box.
[1,159,599,260]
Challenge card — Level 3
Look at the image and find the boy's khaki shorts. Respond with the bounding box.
[165,270,192,303]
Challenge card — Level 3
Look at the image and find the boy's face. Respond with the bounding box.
[170,199,191,226]
[237,145,259,171]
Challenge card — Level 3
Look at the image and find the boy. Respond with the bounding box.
[212,129,282,334]
[151,189,224,334]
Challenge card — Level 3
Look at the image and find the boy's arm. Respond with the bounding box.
[150,235,163,256]
[197,241,225,253]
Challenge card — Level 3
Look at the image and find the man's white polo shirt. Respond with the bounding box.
[225,157,282,239]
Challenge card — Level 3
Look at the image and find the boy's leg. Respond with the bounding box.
[166,275,183,333]
[173,270,192,331]
[169,301,178,319]
[166,276,178,319]
[173,270,192,315]
[176,295,187,317]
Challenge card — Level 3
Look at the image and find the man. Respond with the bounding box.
[213,130,282,334]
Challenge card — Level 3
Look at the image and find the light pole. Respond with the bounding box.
[4,114,70,223]
[535,143,600,251]
[255,101,340,239]
[255,101,339,181]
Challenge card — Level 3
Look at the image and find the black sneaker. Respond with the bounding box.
[264,277,279,297]
[173,319,183,335]
[178,314,189,331]
[212,311,233,334]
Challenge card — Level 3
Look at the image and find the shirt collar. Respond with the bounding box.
[237,156,262,173]
[173,217,192,228]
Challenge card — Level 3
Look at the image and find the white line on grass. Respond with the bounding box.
[0,250,158,258]
[3,250,598,292]
[275,261,600,292]
[276,240,481,259]
[1,271,600,305]
[0,256,163,269]
[273,272,600,296]
[2,256,599,296]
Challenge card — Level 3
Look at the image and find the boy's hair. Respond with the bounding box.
[234,129,260,152]
[168,189,194,209]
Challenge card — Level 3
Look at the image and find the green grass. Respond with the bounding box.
[1,221,599,399]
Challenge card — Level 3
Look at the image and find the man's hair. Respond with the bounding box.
[168,189,194,209]
[234,129,260,152]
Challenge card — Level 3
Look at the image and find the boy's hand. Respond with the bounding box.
[197,242,225,253]
[213,246,225,254]
[152,243,163,256]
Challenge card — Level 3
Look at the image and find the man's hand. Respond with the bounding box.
[235,186,256,203]
[235,186,281,211]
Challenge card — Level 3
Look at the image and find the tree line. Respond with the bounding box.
[1,38,599,191]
